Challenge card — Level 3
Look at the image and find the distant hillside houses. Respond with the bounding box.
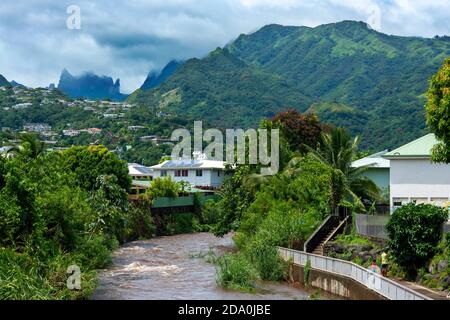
[140,135,173,145]
[23,123,51,133]
[12,102,32,110]
[63,128,102,136]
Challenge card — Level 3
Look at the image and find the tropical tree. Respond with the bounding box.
[270,110,323,153]
[9,133,46,160]
[305,127,381,211]
[62,145,131,192]
[425,57,450,163]
[386,203,448,277]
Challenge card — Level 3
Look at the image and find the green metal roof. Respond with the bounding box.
[384,134,438,159]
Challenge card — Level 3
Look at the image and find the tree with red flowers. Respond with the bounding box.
[271,109,323,153]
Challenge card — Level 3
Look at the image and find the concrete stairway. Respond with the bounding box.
[312,226,339,256]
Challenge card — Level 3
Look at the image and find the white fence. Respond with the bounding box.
[278,247,431,300]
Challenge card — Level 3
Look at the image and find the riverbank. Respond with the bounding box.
[92,233,335,300]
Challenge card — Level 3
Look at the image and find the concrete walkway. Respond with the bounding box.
[394,279,449,300]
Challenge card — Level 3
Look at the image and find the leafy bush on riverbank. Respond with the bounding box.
[216,253,259,292]
[418,233,450,291]
[386,203,448,278]
[0,140,148,299]
[214,156,333,290]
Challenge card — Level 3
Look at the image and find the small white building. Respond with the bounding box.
[150,155,227,189]
[383,134,450,214]
[352,150,390,193]
[128,163,154,181]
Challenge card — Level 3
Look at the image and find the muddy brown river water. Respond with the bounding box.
[92,233,331,300]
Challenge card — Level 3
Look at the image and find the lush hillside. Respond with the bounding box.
[306,102,370,138]
[141,60,183,90]
[58,69,128,101]
[130,21,450,150]
[0,74,9,87]
[0,86,190,165]
[129,48,311,128]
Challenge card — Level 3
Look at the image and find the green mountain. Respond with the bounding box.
[129,48,311,128]
[0,74,10,87]
[58,69,128,101]
[129,21,450,150]
[306,102,370,138]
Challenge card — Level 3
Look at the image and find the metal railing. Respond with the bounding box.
[278,247,431,300]
[304,215,340,253]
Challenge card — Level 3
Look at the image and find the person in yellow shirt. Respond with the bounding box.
[381,252,389,277]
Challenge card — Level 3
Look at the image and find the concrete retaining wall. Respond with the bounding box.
[289,264,386,300]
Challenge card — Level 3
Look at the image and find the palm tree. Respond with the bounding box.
[305,127,381,212]
[8,133,46,159]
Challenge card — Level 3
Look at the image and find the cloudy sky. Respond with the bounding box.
[1,0,450,93]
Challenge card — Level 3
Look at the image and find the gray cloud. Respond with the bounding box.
[1,0,449,93]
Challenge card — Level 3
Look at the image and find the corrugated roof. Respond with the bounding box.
[128,163,154,176]
[352,150,390,168]
[151,159,226,170]
[384,134,438,159]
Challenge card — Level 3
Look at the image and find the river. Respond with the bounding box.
[92,232,331,300]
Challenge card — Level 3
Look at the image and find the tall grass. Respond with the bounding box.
[216,253,258,292]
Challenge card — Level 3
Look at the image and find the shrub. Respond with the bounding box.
[201,199,219,225]
[216,253,258,292]
[126,205,156,240]
[245,243,287,281]
[146,176,181,199]
[386,203,448,277]
[75,235,117,270]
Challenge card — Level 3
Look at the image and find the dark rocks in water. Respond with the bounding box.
[57,68,128,101]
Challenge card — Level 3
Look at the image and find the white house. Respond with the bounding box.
[352,150,390,192]
[383,134,450,214]
[150,155,227,189]
[128,163,154,181]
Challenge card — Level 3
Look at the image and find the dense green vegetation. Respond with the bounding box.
[0,140,155,299]
[131,21,450,150]
[386,203,448,278]
[129,48,311,128]
[213,155,340,291]
[425,57,450,163]
[306,127,381,210]
[211,113,381,291]
[0,87,192,165]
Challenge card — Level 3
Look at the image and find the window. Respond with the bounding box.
[175,170,188,177]
[217,170,221,177]
[196,170,203,177]
[411,198,428,204]
[160,170,167,177]
[431,198,449,206]
[393,198,408,207]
